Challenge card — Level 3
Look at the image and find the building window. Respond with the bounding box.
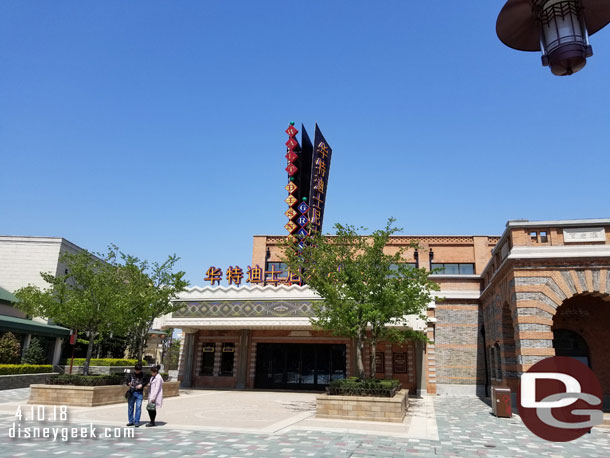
[220,343,235,376]
[200,343,215,376]
[265,262,287,280]
[375,353,385,373]
[389,263,417,271]
[430,263,475,275]
[529,230,549,244]
[389,263,417,277]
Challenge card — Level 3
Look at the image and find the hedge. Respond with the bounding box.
[49,373,169,386]
[326,378,401,397]
[48,374,126,386]
[0,365,53,375]
[64,359,139,367]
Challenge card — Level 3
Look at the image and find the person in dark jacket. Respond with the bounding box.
[125,362,149,427]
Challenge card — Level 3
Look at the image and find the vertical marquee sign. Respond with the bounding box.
[283,122,332,239]
[284,123,300,235]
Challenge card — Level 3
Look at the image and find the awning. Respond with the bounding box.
[0,286,17,304]
[0,315,70,338]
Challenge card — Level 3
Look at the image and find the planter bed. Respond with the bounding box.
[28,381,180,407]
[316,389,409,423]
[0,373,59,391]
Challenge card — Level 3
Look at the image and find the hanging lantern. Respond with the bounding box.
[497,0,610,76]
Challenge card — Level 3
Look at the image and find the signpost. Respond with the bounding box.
[68,330,77,374]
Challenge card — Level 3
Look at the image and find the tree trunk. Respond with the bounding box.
[370,340,377,380]
[82,332,95,376]
[354,333,365,379]
[136,334,143,363]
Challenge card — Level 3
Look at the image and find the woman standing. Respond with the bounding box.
[146,365,164,427]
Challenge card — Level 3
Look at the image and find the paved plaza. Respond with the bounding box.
[0,388,607,457]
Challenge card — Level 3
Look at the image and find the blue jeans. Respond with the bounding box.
[127,391,143,425]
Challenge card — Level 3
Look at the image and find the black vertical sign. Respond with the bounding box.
[297,125,313,206]
[308,124,332,233]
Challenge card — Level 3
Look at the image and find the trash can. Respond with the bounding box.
[491,386,512,418]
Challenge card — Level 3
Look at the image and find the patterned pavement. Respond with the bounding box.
[0,389,608,457]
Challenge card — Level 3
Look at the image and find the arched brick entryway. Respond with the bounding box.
[552,293,610,410]
[511,268,610,411]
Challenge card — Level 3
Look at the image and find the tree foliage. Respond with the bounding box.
[14,245,188,375]
[15,247,128,375]
[282,218,439,379]
[21,337,47,365]
[0,332,21,364]
[119,253,188,362]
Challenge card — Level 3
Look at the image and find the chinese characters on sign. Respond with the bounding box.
[204,265,301,286]
[308,124,332,233]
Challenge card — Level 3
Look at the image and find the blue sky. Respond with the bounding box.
[1,1,609,286]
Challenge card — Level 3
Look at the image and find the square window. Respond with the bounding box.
[444,264,459,275]
[530,231,538,242]
[459,264,475,275]
[430,263,444,274]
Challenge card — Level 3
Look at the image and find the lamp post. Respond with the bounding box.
[496,0,610,75]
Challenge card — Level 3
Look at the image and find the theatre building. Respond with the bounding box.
[159,217,609,406]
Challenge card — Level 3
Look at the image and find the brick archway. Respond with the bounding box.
[552,293,610,410]
[511,268,610,410]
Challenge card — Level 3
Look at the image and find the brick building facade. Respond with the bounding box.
[161,218,609,407]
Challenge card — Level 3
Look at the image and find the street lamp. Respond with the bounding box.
[497,0,610,75]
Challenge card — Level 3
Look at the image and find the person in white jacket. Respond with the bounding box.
[146,365,164,427]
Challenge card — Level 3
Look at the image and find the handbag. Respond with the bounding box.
[146,401,156,411]
[125,389,132,399]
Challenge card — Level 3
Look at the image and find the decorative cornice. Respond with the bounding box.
[174,284,320,301]
[508,245,610,259]
[506,218,610,229]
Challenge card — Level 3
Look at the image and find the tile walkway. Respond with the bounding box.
[0,388,608,457]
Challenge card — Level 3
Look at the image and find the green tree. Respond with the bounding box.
[162,334,181,370]
[120,253,188,362]
[282,218,439,379]
[15,247,129,375]
[21,337,46,365]
[0,332,21,364]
